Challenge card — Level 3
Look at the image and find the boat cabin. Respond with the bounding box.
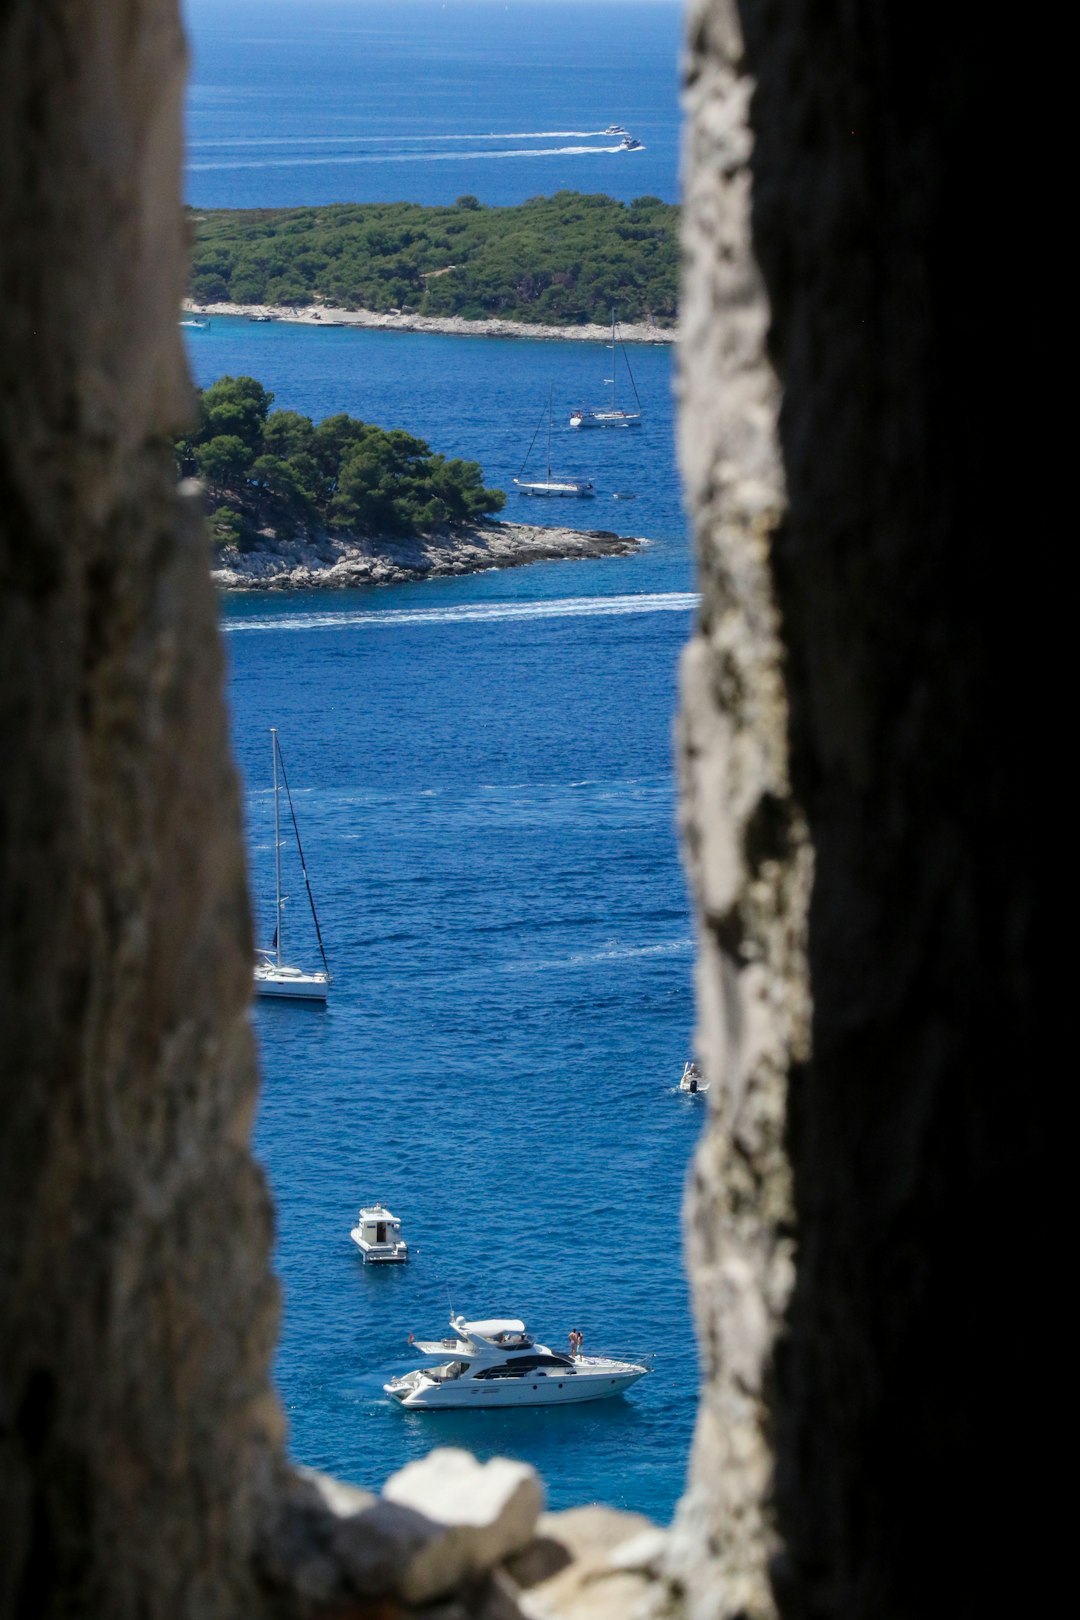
[350,1203,408,1263]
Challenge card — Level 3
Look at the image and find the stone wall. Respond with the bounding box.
[0,5,284,1615]
[1,1,1049,1617]
[673,2,1047,1617]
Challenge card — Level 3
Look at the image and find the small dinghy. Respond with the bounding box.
[679,1060,709,1095]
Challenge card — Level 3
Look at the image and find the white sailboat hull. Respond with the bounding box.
[570,410,641,429]
[513,477,594,498]
[254,963,329,1001]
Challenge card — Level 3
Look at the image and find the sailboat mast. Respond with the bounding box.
[271,726,283,968]
[546,383,553,477]
[611,307,617,412]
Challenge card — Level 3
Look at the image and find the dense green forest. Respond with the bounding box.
[188,192,678,326]
[177,376,505,545]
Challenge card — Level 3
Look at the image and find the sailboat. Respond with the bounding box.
[513,386,595,498]
[253,727,332,1001]
[570,309,643,429]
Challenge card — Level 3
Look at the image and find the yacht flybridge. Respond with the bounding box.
[384,1314,649,1408]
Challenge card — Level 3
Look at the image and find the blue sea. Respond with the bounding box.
[184,0,701,1526]
[185,0,683,209]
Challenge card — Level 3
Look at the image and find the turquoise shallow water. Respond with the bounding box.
[185,0,703,1525]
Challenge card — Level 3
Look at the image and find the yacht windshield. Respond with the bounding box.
[474,1353,575,1379]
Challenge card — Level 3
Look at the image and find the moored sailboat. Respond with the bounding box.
[513,386,595,498]
[570,309,643,430]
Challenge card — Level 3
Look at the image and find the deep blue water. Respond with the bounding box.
[184,0,702,1527]
[184,0,683,208]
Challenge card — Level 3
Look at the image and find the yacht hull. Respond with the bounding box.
[386,1366,646,1408]
[350,1232,408,1263]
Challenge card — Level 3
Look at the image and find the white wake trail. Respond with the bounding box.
[189,131,607,149]
[188,144,627,172]
[223,591,699,636]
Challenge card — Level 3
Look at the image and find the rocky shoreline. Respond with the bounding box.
[182,297,675,346]
[211,519,646,591]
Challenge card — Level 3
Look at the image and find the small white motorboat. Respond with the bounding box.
[350,1204,408,1263]
[679,1060,709,1095]
[385,1313,649,1409]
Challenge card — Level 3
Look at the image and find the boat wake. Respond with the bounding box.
[222,591,699,636]
[189,131,615,148]
[188,144,627,172]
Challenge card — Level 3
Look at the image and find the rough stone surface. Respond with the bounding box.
[669,3,811,1616]
[509,1508,668,1620]
[381,1449,545,1603]
[671,3,1047,1619]
[3,1,1050,1618]
[210,521,645,592]
[0,3,286,1617]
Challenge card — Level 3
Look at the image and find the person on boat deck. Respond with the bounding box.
[568,1328,583,1359]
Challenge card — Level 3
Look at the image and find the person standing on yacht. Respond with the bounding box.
[568,1328,582,1359]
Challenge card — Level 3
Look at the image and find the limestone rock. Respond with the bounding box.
[379,1448,545,1604]
[508,1507,668,1620]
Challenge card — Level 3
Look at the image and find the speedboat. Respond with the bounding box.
[384,1313,649,1408]
[679,1060,709,1095]
[619,135,644,152]
[603,124,627,136]
[350,1203,408,1263]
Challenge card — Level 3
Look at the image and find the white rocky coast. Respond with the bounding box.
[183,297,675,346]
[211,519,646,590]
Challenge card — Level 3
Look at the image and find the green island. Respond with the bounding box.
[176,375,505,547]
[189,192,678,327]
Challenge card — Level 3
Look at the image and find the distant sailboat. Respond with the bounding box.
[254,728,332,1001]
[513,386,595,498]
[570,309,643,430]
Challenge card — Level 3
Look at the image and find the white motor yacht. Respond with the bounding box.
[350,1203,408,1263]
[384,1313,649,1408]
